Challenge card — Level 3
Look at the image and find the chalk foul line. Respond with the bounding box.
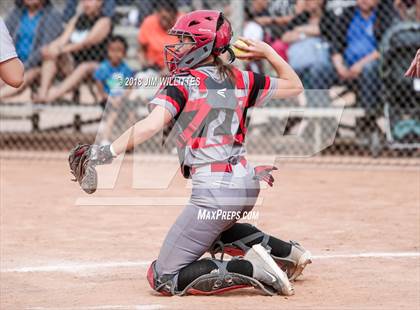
[2,251,419,274]
[2,261,150,273]
[28,305,163,310]
[311,252,420,259]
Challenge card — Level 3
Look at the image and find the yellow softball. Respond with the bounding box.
[231,39,249,57]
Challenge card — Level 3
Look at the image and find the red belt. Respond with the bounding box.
[191,157,247,175]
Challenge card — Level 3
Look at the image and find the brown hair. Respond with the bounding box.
[214,56,236,84]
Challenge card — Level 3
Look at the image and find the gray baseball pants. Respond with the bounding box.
[155,162,260,277]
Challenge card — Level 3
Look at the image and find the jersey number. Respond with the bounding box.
[205,110,240,145]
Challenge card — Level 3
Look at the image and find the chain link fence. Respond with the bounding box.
[0,0,419,165]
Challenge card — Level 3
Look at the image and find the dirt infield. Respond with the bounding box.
[1,156,419,310]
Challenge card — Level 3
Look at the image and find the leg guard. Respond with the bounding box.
[211,223,270,257]
[211,223,312,281]
[147,258,279,296]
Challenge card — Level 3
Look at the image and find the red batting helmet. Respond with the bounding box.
[164,10,233,73]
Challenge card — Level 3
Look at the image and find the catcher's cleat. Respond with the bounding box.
[272,241,312,281]
[244,244,294,296]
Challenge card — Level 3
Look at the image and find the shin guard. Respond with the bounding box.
[147,258,278,296]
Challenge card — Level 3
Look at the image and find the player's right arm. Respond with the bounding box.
[233,37,303,99]
[68,90,176,194]
[110,83,186,156]
[110,105,173,155]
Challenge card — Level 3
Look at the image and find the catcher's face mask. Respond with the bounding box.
[164,32,196,73]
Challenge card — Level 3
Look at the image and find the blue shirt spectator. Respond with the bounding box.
[94,60,133,97]
[5,0,63,69]
[15,9,43,62]
[297,0,400,117]
[344,8,377,66]
[328,0,400,57]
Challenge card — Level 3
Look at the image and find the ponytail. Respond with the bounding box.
[214,47,236,84]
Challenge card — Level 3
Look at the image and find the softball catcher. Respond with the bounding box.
[68,10,311,296]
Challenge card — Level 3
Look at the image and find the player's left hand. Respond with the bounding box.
[253,165,278,187]
[68,144,115,194]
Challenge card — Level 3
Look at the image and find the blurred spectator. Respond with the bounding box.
[0,18,24,88]
[36,0,112,102]
[94,35,135,145]
[248,0,270,23]
[244,6,264,42]
[0,0,62,99]
[394,0,419,21]
[94,35,133,101]
[137,1,180,71]
[250,0,301,34]
[281,0,335,87]
[326,0,357,15]
[243,5,266,73]
[246,0,297,27]
[245,0,299,69]
[270,0,301,16]
[63,0,115,23]
[303,0,399,112]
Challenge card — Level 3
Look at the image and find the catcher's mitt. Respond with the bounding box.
[68,144,114,194]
